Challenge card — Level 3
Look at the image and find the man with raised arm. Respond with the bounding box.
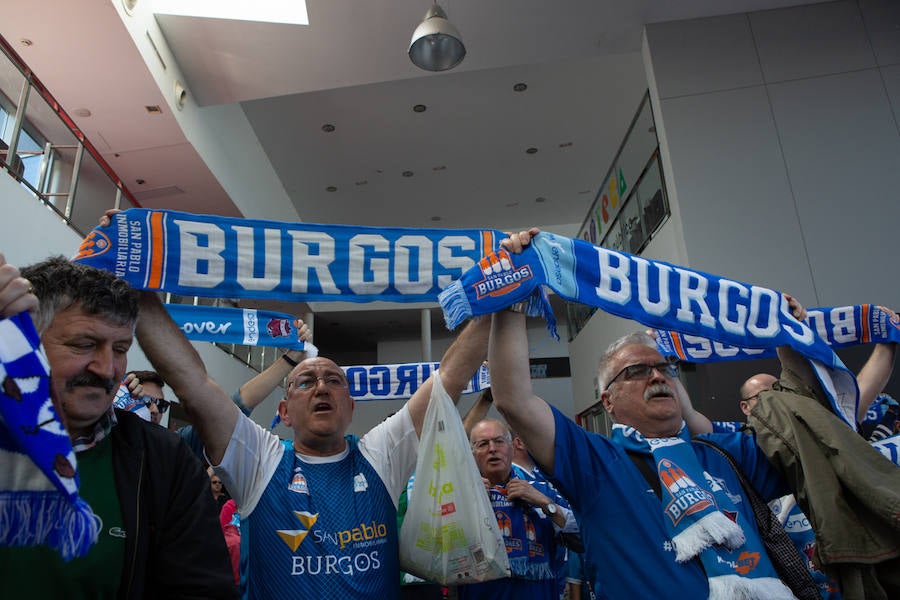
[487,229,814,599]
[118,221,492,596]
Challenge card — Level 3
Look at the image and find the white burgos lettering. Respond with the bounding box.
[394,235,432,295]
[291,550,381,576]
[287,231,340,294]
[591,247,816,344]
[175,220,226,288]
[174,221,480,296]
[233,226,280,291]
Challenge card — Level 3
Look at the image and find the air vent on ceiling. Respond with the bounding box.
[133,185,185,202]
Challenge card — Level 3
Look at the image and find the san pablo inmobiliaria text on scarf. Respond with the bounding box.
[613,423,795,599]
[439,231,860,427]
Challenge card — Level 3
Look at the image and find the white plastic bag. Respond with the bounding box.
[399,371,510,584]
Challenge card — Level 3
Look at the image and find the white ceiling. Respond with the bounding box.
[0,0,822,355]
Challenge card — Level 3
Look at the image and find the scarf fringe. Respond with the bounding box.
[672,511,745,562]
[0,491,99,561]
[507,555,554,580]
[708,574,797,600]
[438,281,472,330]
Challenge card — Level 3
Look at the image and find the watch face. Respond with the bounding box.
[546,503,557,514]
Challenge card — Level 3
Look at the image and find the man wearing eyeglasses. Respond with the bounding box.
[126,370,170,425]
[460,418,576,600]
[486,229,811,600]
[129,281,491,599]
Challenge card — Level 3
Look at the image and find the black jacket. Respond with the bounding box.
[112,410,238,599]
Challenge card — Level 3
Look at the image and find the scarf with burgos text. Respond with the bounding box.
[612,424,795,600]
[0,313,99,560]
[72,208,502,304]
[653,304,899,363]
[438,231,858,427]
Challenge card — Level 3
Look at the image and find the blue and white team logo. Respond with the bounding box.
[289,466,309,494]
[354,473,368,493]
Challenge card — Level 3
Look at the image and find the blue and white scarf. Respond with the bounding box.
[165,304,310,350]
[0,313,99,560]
[654,304,900,363]
[613,424,794,599]
[73,208,502,303]
[438,231,859,426]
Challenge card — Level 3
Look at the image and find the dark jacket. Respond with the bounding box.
[112,409,238,599]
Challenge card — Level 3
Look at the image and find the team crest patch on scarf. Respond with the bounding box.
[439,231,859,426]
[613,425,795,599]
[0,314,99,560]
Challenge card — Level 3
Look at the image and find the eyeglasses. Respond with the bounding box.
[471,436,511,451]
[210,480,223,486]
[605,361,679,390]
[289,375,349,394]
[143,396,171,413]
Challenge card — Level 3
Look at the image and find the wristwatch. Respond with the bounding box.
[543,502,558,516]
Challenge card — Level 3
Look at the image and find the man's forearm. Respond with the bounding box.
[136,291,237,462]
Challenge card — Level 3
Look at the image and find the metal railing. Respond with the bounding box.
[0,34,138,236]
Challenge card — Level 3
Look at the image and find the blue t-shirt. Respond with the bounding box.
[549,406,788,599]
[241,437,399,599]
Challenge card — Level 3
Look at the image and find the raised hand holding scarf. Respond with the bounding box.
[439,231,859,426]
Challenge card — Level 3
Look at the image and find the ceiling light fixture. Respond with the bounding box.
[513,82,527,92]
[413,104,427,113]
[402,171,414,177]
[322,123,335,132]
[526,147,538,154]
[409,4,466,72]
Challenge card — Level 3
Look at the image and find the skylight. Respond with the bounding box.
[152,0,308,26]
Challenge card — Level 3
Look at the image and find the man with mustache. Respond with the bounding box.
[486,229,817,600]
[0,255,237,599]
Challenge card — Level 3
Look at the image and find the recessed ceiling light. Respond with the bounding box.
[431,216,442,221]
[136,179,146,185]
[326,185,337,192]
[558,142,573,148]
[505,201,519,207]
[402,171,414,177]
[535,197,546,203]
[513,83,527,92]
[73,108,92,118]
[145,105,163,114]
[413,104,427,113]
[322,123,335,132]
[19,39,33,47]
[173,80,187,111]
[526,147,538,154]
[578,189,592,195]
[432,165,446,171]
[355,180,368,186]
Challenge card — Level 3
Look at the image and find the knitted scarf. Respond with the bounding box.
[0,313,99,560]
[612,424,794,599]
[438,231,858,427]
[653,304,900,363]
[73,208,502,304]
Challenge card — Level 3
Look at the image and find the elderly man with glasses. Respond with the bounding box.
[484,228,825,600]
[129,281,491,599]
